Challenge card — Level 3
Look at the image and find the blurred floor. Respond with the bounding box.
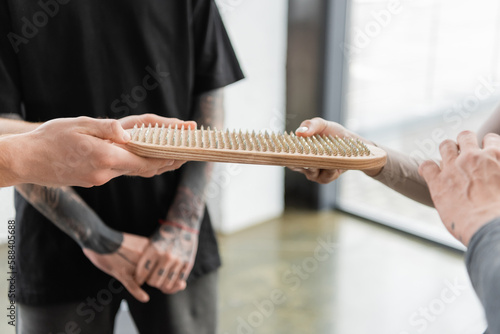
[217,210,485,334]
[0,210,486,334]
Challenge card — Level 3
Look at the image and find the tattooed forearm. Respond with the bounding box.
[15,184,123,254]
[165,89,224,230]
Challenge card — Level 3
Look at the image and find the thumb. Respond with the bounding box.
[81,118,131,144]
[295,117,329,137]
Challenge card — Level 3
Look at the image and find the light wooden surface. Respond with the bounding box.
[125,126,387,170]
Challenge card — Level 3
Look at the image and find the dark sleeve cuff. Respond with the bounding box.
[466,217,500,333]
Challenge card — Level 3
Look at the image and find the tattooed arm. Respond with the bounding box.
[15,184,151,302]
[135,89,224,293]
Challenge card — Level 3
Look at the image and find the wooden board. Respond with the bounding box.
[125,125,387,170]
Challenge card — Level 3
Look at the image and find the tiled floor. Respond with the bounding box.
[217,210,485,334]
[0,210,486,333]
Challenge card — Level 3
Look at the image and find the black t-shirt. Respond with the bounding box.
[0,0,243,304]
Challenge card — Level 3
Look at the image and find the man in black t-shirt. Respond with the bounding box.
[0,0,243,333]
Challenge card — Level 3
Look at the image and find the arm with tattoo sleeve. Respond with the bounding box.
[135,89,224,293]
[15,184,151,302]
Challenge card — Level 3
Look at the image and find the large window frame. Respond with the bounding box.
[320,0,500,251]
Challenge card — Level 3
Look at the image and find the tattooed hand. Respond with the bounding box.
[135,223,198,294]
[84,233,150,302]
[134,89,223,294]
[15,184,152,302]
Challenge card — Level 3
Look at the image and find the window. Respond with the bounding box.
[337,0,500,249]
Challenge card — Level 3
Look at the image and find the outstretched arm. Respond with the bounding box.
[292,101,500,207]
[135,89,224,294]
[370,100,500,206]
[0,115,195,187]
[292,117,433,207]
[15,184,151,302]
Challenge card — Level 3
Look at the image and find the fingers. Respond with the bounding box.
[172,280,187,292]
[169,262,190,293]
[135,245,189,294]
[81,245,150,303]
[288,167,342,184]
[295,117,329,137]
[161,262,184,293]
[439,139,459,165]
[146,257,174,288]
[86,169,124,187]
[457,131,479,153]
[315,169,343,184]
[120,276,150,303]
[102,146,178,176]
[120,114,197,130]
[482,133,500,149]
[418,160,440,183]
[145,257,184,294]
[80,118,131,144]
[178,261,193,284]
[302,168,320,181]
[135,247,159,286]
[156,160,186,175]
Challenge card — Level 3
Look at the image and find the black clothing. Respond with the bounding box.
[17,271,218,334]
[0,0,243,305]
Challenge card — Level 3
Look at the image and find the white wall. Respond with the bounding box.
[210,0,289,233]
[0,187,14,242]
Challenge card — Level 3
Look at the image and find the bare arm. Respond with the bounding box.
[294,118,434,207]
[371,144,433,207]
[0,115,195,187]
[165,90,223,229]
[373,101,500,206]
[15,184,151,302]
[15,184,123,252]
[293,100,500,207]
[135,89,224,293]
[0,117,40,134]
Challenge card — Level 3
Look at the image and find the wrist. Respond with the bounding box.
[462,209,500,246]
[0,134,25,186]
[159,219,200,235]
[80,226,124,254]
[0,117,41,135]
[361,140,382,177]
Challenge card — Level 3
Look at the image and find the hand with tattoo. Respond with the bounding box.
[15,184,152,302]
[83,233,151,302]
[134,89,223,294]
[135,221,199,294]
